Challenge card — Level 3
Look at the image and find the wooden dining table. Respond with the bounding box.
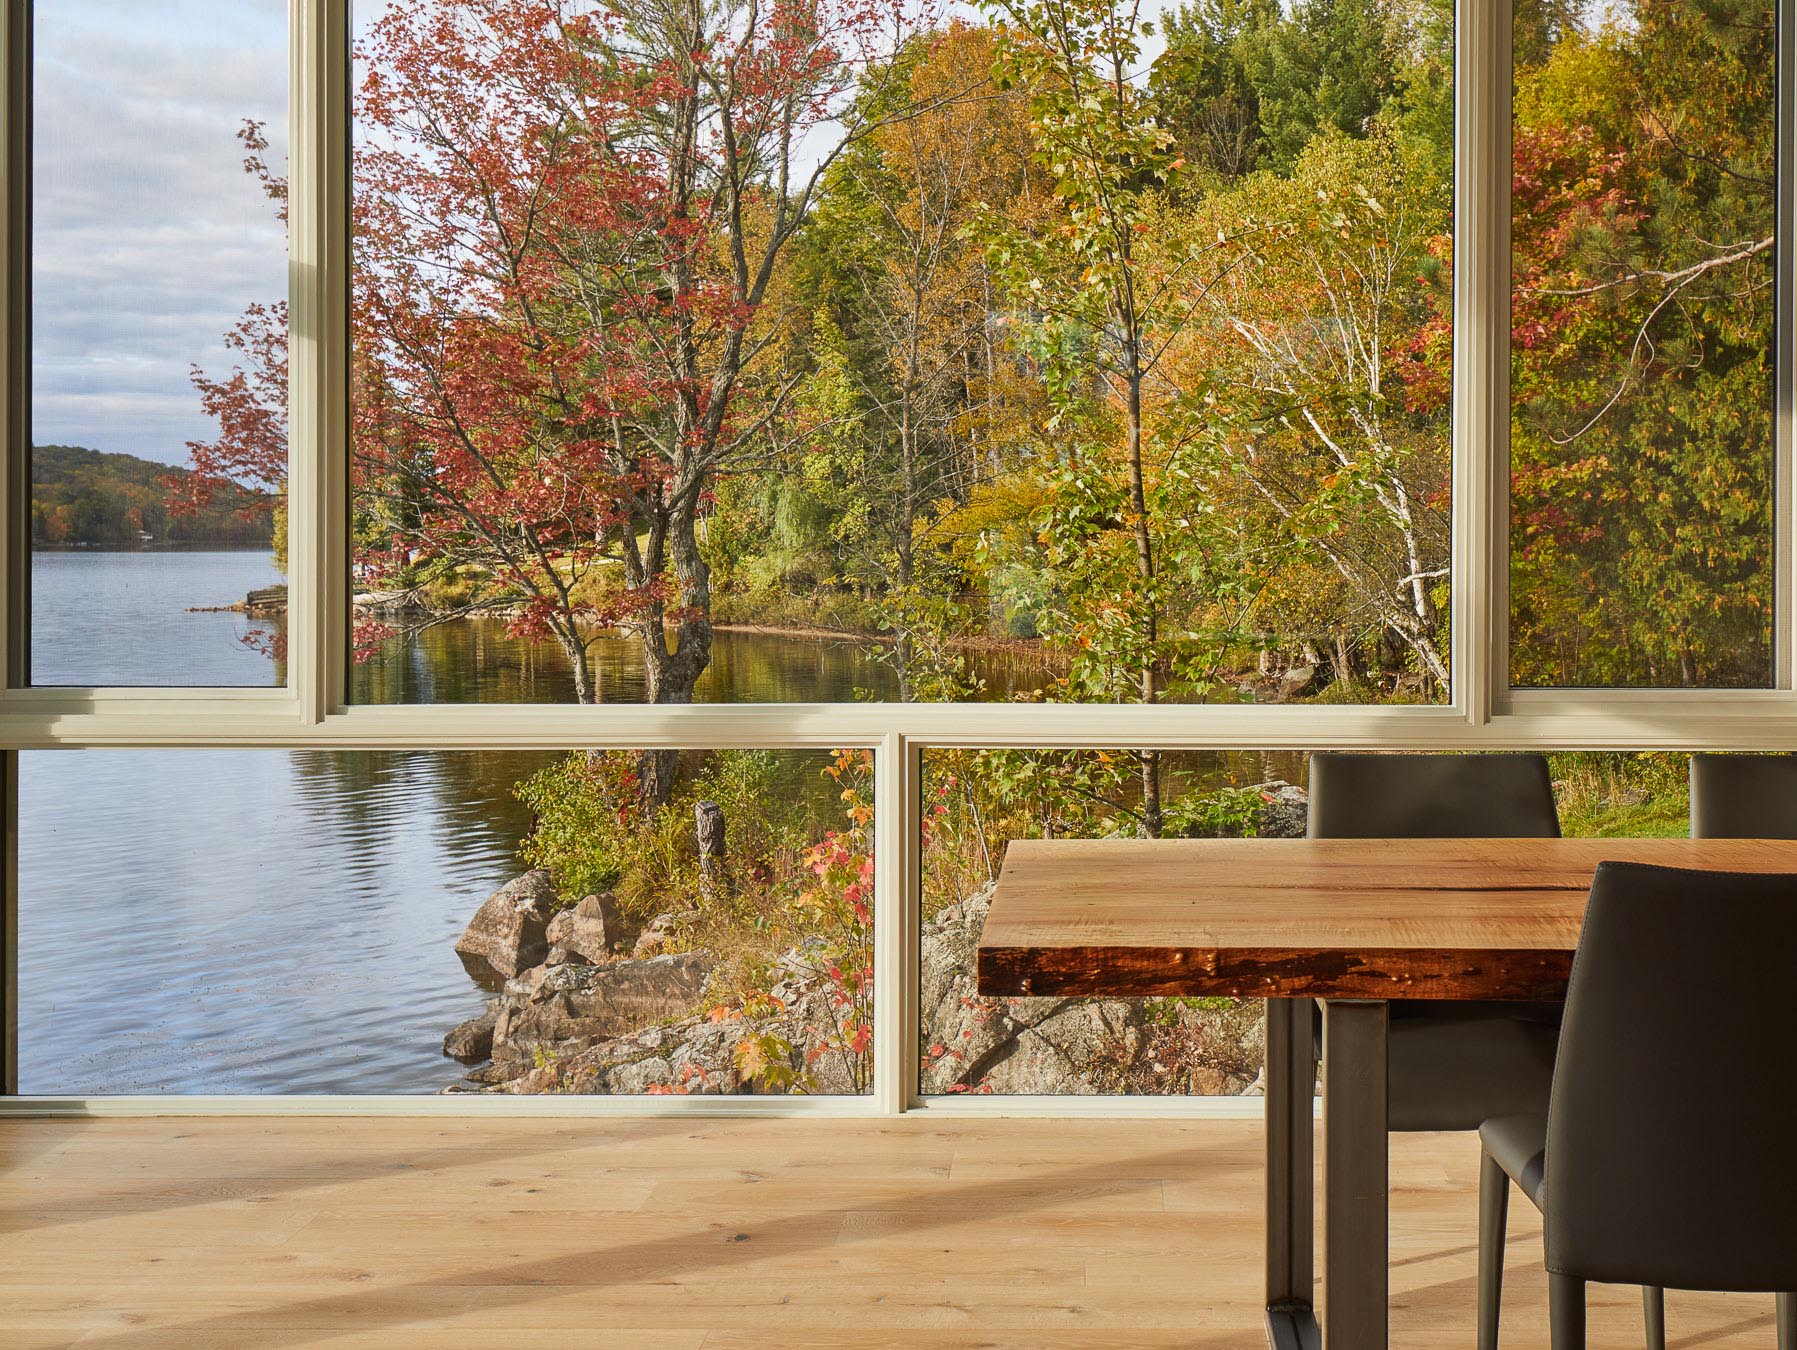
[975,835,1797,1350]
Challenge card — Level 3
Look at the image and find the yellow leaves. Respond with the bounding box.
[733,1036,771,1078]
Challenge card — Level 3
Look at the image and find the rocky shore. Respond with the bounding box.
[441,780,1308,1096]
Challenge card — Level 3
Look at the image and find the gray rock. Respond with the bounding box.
[1256,780,1310,838]
[477,972,867,1097]
[1277,663,1320,700]
[455,878,1269,1098]
[442,1005,498,1062]
[545,892,630,962]
[489,951,716,1070]
[454,870,558,987]
[631,908,698,957]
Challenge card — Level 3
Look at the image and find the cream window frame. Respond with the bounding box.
[0,0,1792,1113]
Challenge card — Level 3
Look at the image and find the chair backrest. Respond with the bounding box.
[1690,753,1797,839]
[1544,861,1797,1292]
[1306,753,1561,838]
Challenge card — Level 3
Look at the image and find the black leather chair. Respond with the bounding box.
[1306,753,1563,1133]
[1691,753,1797,838]
[1478,862,1797,1349]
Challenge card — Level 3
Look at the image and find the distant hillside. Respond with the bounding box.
[31,444,274,548]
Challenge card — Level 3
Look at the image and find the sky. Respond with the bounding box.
[31,0,1173,468]
[31,0,288,463]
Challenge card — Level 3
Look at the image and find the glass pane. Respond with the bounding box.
[1509,0,1775,687]
[18,748,874,1096]
[29,2,289,686]
[350,0,1453,707]
[920,747,1308,1095]
[921,749,1700,1096]
[1548,752,1691,837]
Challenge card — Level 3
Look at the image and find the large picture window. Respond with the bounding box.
[17,747,875,1096]
[0,0,1792,1112]
[335,0,1455,713]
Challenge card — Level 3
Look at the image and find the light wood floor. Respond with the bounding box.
[0,1116,1782,1348]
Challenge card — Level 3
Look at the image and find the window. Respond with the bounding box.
[347,0,1455,710]
[17,747,874,1096]
[1509,0,1777,689]
[27,1,288,687]
[0,0,1793,1113]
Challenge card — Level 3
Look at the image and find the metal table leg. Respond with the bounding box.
[1323,999,1390,1350]
[1265,997,1321,1350]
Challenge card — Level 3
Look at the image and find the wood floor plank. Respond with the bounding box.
[0,1116,1779,1348]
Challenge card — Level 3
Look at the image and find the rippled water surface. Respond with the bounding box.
[17,747,556,1094]
[32,549,285,687]
[20,552,895,1094]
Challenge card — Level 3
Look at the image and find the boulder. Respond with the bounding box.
[632,908,698,957]
[454,870,558,987]
[545,892,630,963]
[442,1004,499,1063]
[1256,780,1310,838]
[473,966,865,1096]
[1277,663,1320,701]
[489,951,716,1071]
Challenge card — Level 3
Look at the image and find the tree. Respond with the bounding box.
[187,0,937,800]
[1508,0,1774,686]
[787,23,1036,698]
[975,0,1240,833]
[1151,0,1280,184]
[1173,128,1454,691]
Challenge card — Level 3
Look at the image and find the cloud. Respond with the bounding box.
[31,1,288,463]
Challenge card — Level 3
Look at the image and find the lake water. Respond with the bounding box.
[17,746,556,1094]
[15,550,1258,1096]
[30,545,1057,700]
[31,549,286,687]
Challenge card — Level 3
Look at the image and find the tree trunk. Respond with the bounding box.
[555,624,595,705]
[1123,358,1162,838]
[695,798,732,902]
[634,488,714,807]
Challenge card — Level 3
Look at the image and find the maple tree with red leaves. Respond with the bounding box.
[183,0,938,797]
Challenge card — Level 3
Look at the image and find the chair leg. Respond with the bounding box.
[1477,1148,1509,1350]
[1642,1285,1664,1350]
[1549,1273,1585,1350]
[1776,1291,1793,1350]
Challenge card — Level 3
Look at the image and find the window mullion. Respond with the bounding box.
[287,0,352,725]
[1777,0,1796,688]
[1453,0,1513,728]
[1,1,28,691]
[873,733,919,1115]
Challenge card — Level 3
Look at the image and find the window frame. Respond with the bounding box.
[0,0,1791,1112]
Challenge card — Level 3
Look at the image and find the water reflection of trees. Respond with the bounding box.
[287,749,559,859]
[353,622,1068,706]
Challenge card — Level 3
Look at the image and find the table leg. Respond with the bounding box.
[1323,999,1390,1350]
[1264,997,1320,1350]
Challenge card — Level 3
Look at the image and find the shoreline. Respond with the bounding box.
[268,585,1061,661]
[33,542,275,553]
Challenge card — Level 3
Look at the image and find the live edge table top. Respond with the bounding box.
[975,836,1797,1003]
